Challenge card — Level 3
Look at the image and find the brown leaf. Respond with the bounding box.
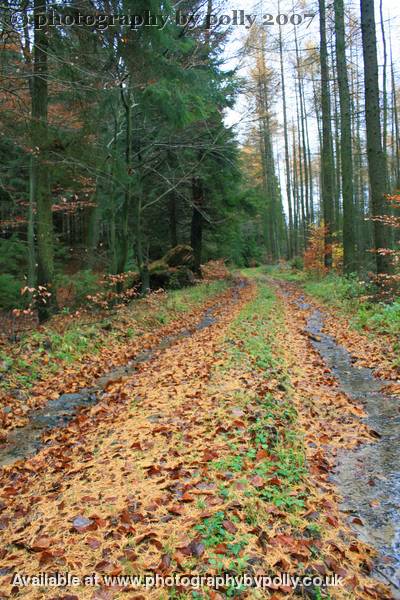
[146,465,162,476]
[202,449,218,461]
[267,476,282,487]
[222,519,238,534]
[181,492,194,502]
[255,448,269,461]
[39,550,53,565]
[94,560,112,573]
[92,589,114,600]
[159,553,171,571]
[86,537,101,550]
[124,548,138,561]
[120,510,132,524]
[251,475,264,488]
[168,505,184,515]
[180,539,205,558]
[31,536,51,551]
[72,515,95,533]
[326,515,338,527]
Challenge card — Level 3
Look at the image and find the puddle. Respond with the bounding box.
[0,282,245,468]
[302,301,400,595]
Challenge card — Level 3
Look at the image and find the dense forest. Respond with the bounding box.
[0,0,399,321]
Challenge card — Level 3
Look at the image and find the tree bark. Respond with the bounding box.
[360,0,391,273]
[319,0,335,269]
[279,17,293,258]
[169,196,178,248]
[32,0,54,321]
[190,177,203,275]
[334,0,356,273]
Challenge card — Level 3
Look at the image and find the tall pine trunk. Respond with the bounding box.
[319,0,335,269]
[379,0,388,185]
[360,0,391,274]
[169,196,178,248]
[279,18,293,258]
[32,0,54,321]
[334,0,356,273]
[190,177,203,275]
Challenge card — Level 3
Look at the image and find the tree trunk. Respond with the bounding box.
[191,177,203,275]
[380,0,388,185]
[334,0,356,273]
[294,68,307,249]
[116,85,131,280]
[32,0,54,321]
[279,17,293,258]
[389,22,400,189]
[360,0,391,274]
[294,24,310,227]
[169,196,178,248]
[319,0,335,269]
[27,156,36,288]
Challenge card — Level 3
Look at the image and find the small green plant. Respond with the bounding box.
[306,523,322,537]
[212,454,243,473]
[195,511,231,547]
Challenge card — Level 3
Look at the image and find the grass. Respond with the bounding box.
[164,280,227,314]
[224,283,307,512]
[180,279,312,596]
[304,273,400,339]
[251,264,400,340]
[207,281,307,523]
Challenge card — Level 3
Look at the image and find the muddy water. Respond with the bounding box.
[0,286,242,468]
[302,302,400,596]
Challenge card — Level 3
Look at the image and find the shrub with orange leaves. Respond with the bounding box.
[304,223,326,276]
[201,259,231,281]
[304,223,343,276]
[368,192,400,299]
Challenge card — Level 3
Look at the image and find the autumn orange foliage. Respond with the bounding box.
[303,223,343,275]
[369,192,400,298]
[201,259,231,281]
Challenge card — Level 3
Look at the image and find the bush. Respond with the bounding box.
[290,256,304,271]
[304,273,367,306]
[0,236,27,276]
[359,300,400,335]
[0,274,25,310]
[55,270,101,308]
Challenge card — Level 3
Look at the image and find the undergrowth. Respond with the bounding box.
[252,265,400,339]
[0,280,228,394]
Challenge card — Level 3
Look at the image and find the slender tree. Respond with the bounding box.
[31,0,54,320]
[334,0,356,272]
[278,16,293,258]
[318,0,335,269]
[360,0,391,273]
[379,0,388,184]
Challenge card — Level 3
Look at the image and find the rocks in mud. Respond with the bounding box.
[164,245,195,269]
[147,245,196,290]
[128,246,197,290]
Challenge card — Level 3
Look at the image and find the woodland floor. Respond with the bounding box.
[0,273,398,600]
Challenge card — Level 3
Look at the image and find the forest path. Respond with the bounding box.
[270,277,400,598]
[0,276,395,599]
